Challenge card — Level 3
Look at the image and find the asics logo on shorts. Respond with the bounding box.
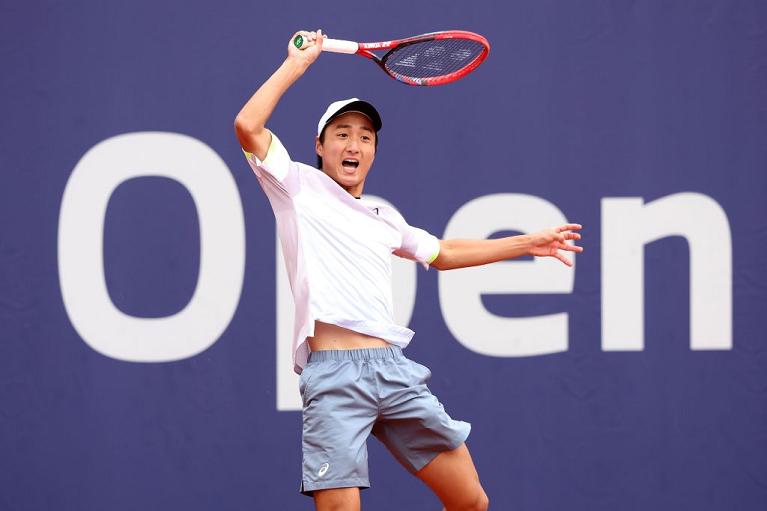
[318,463,330,477]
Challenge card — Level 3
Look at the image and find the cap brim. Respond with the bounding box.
[324,100,382,133]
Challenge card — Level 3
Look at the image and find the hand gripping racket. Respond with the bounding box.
[293,30,490,86]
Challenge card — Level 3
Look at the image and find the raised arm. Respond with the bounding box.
[234,30,325,159]
[431,224,583,270]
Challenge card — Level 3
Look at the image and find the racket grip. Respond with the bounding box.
[321,38,359,54]
[293,35,358,54]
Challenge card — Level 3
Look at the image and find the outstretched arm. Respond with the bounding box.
[431,224,583,270]
[234,30,325,159]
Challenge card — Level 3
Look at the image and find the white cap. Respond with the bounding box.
[317,98,383,136]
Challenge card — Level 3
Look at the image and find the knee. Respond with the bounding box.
[477,490,490,511]
[448,488,489,511]
[468,489,490,511]
[470,489,489,511]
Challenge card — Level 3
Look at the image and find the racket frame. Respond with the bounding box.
[357,31,489,86]
[300,30,490,86]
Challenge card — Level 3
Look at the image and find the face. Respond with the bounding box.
[316,112,376,197]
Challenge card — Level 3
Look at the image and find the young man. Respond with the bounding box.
[235,30,583,511]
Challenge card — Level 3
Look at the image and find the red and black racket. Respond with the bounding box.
[293,30,490,86]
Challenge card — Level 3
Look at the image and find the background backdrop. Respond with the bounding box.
[2,1,766,510]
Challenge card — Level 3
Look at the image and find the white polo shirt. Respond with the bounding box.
[244,131,441,374]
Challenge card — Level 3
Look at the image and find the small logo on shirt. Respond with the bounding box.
[372,207,379,215]
[318,463,330,477]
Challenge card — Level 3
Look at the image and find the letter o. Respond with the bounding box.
[58,132,246,362]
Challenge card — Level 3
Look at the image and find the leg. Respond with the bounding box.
[416,443,489,511]
[371,355,480,508]
[313,487,360,511]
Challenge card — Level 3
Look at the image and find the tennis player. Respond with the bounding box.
[235,30,583,511]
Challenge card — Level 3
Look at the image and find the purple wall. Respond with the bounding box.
[1,1,766,509]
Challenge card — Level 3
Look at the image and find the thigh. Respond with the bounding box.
[415,443,488,510]
[313,487,361,511]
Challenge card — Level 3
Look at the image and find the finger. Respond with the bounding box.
[561,244,584,252]
[558,233,580,244]
[316,29,324,50]
[556,224,582,233]
[555,252,573,267]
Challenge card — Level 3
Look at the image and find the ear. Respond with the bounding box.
[315,136,323,157]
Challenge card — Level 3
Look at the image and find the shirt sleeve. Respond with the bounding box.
[242,130,300,196]
[383,207,441,269]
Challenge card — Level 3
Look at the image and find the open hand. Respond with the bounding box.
[528,224,584,267]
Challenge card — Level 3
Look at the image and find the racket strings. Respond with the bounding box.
[383,38,486,79]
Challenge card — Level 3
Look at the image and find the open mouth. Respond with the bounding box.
[342,159,359,169]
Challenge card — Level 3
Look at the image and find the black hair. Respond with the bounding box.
[316,126,379,170]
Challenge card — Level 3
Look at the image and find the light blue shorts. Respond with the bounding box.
[299,346,471,495]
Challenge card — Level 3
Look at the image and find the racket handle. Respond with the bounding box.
[321,38,359,54]
[293,35,358,54]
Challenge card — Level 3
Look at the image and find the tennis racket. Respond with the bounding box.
[293,30,490,86]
